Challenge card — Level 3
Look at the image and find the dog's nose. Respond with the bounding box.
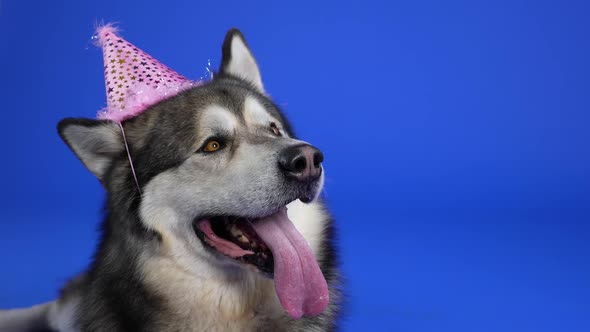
[279,144,324,182]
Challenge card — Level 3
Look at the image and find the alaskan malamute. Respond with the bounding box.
[0,29,341,332]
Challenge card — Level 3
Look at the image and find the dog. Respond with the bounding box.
[0,29,341,331]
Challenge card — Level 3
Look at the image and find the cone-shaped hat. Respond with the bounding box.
[95,25,195,122]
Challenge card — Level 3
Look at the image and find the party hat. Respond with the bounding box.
[95,25,196,122]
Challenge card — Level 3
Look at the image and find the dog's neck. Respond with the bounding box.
[139,252,288,331]
[134,208,287,328]
[89,195,287,330]
[89,181,331,330]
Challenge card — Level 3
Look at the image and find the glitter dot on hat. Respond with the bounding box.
[95,24,197,122]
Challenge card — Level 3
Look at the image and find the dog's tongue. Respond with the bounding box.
[251,208,329,319]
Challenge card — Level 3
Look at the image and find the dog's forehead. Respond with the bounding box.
[197,105,239,133]
[196,95,280,130]
[243,97,279,126]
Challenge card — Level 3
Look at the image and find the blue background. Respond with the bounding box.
[1,0,589,331]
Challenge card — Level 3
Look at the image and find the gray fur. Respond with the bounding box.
[0,302,54,332]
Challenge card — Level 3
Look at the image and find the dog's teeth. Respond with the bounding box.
[229,224,251,243]
[229,224,243,237]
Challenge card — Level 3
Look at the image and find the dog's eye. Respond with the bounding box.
[202,140,222,153]
[270,122,281,137]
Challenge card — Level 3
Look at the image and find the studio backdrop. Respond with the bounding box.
[1,1,589,331]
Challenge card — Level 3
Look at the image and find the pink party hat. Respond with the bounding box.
[95,25,196,122]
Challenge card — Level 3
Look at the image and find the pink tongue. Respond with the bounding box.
[251,208,329,319]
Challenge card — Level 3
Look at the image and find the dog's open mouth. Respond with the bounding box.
[193,207,329,319]
[194,216,275,275]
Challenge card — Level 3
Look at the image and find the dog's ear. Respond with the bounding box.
[57,118,124,180]
[219,28,264,92]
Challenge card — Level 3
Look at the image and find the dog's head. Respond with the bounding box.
[58,29,328,318]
